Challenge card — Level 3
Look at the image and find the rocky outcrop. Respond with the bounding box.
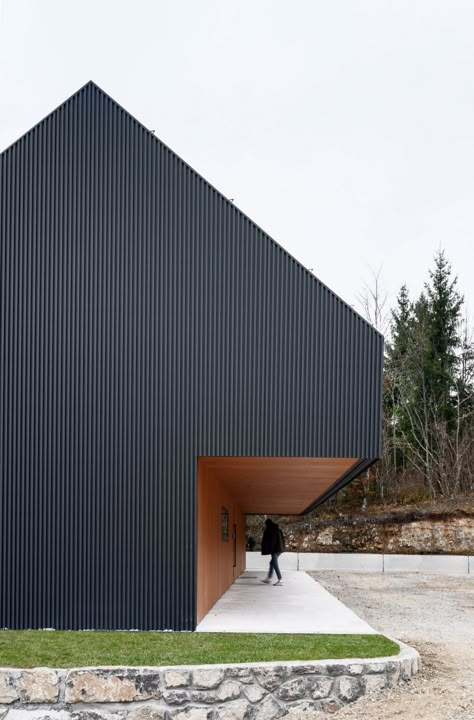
[282,515,474,555]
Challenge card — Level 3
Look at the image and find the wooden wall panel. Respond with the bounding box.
[197,461,246,623]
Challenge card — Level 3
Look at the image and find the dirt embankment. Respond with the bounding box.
[272,497,474,554]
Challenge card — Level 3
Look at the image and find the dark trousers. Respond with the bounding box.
[267,552,282,580]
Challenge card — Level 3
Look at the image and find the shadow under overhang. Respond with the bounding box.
[199,456,375,515]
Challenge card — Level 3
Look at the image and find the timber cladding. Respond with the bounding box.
[199,456,360,515]
[0,81,384,630]
[197,459,246,623]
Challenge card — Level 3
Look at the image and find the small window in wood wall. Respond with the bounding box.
[221,507,229,541]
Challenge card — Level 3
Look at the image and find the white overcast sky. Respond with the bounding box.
[1,0,473,324]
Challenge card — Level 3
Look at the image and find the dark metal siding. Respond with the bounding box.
[0,82,384,630]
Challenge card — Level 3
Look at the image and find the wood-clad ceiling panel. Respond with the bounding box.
[199,457,358,514]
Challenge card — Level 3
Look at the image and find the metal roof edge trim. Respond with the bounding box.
[300,458,378,515]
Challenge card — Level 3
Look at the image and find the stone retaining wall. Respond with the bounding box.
[0,643,419,719]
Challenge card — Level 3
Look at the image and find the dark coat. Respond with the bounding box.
[261,521,285,555]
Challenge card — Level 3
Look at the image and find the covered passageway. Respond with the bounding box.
[197,456,370,623]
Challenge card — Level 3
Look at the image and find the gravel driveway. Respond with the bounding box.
[289,571,474,720]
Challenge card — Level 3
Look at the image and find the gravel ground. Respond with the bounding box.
[288,571,474,720]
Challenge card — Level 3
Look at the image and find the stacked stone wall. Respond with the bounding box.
[0,644,419,719]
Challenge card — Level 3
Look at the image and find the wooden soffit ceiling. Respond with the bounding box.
[199,456,359,514]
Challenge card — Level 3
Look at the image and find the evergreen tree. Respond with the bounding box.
[384,253,468,496]
[387,284,413,364]
[424,250,463,426]
[385,285,415,472]
[362,251,473,501]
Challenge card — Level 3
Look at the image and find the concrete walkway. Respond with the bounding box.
[196,571,376,634]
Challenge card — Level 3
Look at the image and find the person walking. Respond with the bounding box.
[260,518,285,586]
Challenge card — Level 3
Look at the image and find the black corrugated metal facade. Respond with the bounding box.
[0,82,383,630]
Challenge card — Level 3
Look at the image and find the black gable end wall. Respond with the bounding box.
[0,83,383,630]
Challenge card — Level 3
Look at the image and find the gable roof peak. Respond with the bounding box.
[1,81,383,340]
[0,80,109,157]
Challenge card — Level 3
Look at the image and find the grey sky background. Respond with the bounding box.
[1,0,473,328]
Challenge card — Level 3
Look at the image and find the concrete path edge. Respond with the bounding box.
[247,551,474,574]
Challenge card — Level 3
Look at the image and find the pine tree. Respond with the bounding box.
[400,253,465,495]
[384,253,466,496]
[363,251,473,501]
[387,284,413,364]
[385,285,415,473]
[424,250,463,426]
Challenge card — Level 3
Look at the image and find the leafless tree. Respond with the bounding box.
[357,266,390,335]
[395,368,474,498]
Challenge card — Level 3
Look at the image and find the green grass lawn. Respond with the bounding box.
[0,631,399,667]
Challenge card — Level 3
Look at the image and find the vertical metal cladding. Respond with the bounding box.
[0,82,384,630]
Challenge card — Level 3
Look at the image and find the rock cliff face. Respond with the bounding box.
[281,514,474,555]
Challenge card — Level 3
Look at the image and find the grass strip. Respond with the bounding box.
[0,631,399,667]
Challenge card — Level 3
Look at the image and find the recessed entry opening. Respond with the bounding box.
[196,456,359,624]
